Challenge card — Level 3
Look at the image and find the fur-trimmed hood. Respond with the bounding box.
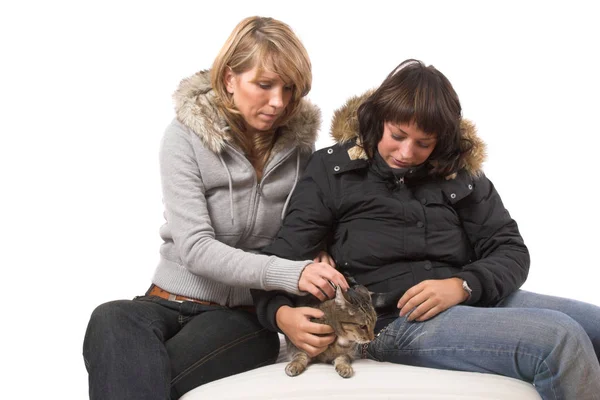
[173,70,320,155]
[330,91,487,177]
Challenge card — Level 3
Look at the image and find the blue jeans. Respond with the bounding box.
[83,294,279,399]
[366,290,600,400]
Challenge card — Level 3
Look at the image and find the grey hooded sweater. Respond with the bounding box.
[151,70,321,307]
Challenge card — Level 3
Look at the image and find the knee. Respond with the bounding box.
[251,329,280,364]
[87,300,133,331]
[539,311,592,359]
[83,301,134,355]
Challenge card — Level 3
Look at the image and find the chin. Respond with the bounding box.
[252,123,276,132]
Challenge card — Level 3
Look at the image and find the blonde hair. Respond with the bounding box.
[211,16,312,173]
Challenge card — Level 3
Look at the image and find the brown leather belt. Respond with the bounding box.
[149,285,221,306]
[148,285,255,313]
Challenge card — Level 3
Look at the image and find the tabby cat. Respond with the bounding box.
[285,284,377,378]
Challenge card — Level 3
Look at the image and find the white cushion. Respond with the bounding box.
[181,335,541,400]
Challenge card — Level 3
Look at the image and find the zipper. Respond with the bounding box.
[236,146,295,243]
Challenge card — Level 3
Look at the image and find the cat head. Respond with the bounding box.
[333,285,377,343]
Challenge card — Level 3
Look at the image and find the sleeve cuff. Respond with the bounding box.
[263,257,312,295]
[455,271,483,305]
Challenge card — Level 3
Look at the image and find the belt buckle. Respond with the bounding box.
[168,293,184,303]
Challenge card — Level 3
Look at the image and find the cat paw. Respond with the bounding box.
[285,362,306,377]
[335,364,354,378]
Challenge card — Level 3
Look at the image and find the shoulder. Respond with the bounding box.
[160,118,219,162]
[161,119,194,150]
[439,169,494,206]
[318,142,370,177]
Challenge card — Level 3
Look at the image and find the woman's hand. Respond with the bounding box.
[299,261,348,301]
[276,305,336,357]
[397,278,468,322]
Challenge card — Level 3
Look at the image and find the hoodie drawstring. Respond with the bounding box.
[218,153,235,225]
[281,149,300,221]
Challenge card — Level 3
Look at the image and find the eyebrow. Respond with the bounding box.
[252,74,291,86]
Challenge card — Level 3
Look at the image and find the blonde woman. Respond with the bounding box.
[83,16,347,400]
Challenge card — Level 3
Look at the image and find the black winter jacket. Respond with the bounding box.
[252,94,529,333]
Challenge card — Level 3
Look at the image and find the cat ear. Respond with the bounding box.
[334,285,350,309]
[354,285,372,300]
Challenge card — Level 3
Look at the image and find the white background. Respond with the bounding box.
[1,0,598,398]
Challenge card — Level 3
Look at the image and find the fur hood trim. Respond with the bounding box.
[330,91,487,177]
[173,70,320,154]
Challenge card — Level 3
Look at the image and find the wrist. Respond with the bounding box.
[275,305,292,329]
[450,277,470,302]
[460,279,472,302]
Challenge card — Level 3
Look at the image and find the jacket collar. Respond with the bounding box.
[173,69,320,154]
[330,91,487,178]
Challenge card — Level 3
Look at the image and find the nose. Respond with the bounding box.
[398,142,415,161]
[268,88,284,109]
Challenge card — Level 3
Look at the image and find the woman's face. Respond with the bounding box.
[225,65,293,133]
[377,121,437,168]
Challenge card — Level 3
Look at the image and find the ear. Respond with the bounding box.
[355,285,372,300]
[224,67,235,94]
[334,285,349,309]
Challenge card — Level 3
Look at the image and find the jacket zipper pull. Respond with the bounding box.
[395,177,404,186]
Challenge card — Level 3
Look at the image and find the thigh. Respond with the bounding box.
[84,297,182,400]
[85,296,182,352]
[367,305,586,381]
[167,307,279,399]
[499,290,600,358]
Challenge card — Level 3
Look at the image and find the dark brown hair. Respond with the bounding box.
[357,59,472,176]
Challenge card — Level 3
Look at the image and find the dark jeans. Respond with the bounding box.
[83,294,279,400]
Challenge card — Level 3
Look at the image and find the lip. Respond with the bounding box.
[392,158,411,168]
[260,113,278,121]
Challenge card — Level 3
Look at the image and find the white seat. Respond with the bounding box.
[181,335,541,400]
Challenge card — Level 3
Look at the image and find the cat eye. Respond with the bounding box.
[360,325,367,330]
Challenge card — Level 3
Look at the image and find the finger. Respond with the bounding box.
[415,306,442,322]
[313,333,336,347]
[298,306,325,319]
[307,286,328,301]
[313,276,336,299]
[302,332,335,348]
[316,265,348,292]
[336,275,349,291]
[397,283,424,309]
[301,342,329,357]
[306,321,334,335]
[407,298,436,322]
[400,291,429,317]
[398,283,428,310]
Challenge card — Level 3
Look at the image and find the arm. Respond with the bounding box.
[397,173,529,320]
[252,152,346,350]
[261,151,336,260]
[160,124,310,294]
[453,173,530,306]
[251,289,337,356]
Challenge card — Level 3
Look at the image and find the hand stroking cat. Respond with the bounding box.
[284,285,377,378]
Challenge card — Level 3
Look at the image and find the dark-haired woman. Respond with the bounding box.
[253,59,600,399]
